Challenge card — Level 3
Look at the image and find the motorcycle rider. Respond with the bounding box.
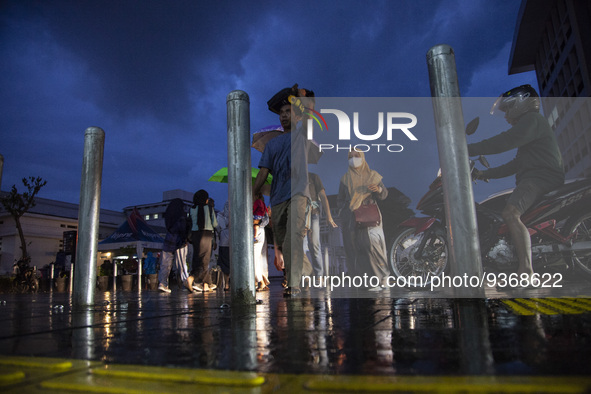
[468,85,564,279]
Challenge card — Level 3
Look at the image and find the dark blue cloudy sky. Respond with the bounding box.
[1,0,536,212]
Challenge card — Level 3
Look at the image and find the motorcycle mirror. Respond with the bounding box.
[478,155,490,168]
[465,117,480,135]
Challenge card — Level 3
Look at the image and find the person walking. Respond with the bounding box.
[158,198,193,293]
[187,189,219,292]
[253,193,270,291]
[338,151,390,290]
[253,84,314,297]
[307,172,338,278]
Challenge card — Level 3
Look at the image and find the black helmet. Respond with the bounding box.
[490,84,540,120]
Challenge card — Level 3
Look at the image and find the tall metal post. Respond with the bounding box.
[73,127,105,307]
[227,91,256,305]
[426,44,483,297]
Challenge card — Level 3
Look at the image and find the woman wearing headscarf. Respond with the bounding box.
[159,198,191,293]
[187,189,218,292]
[337,151,390,288]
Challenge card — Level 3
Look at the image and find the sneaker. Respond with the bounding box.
[158,283,171,293]
[192,283,204,292]
[209,284,217,291]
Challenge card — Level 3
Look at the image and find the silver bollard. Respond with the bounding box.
[49,263,54,294]
[227,90,256,305]
[73,127,105,307]
[69,263,75,294]
[113,262,117,292]
[137,247,142,293]
[426,44,483,297]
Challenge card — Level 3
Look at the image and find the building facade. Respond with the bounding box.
[0,194,124,275]
[509,0,591,178]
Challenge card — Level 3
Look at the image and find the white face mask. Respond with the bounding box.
[348,157,363,168]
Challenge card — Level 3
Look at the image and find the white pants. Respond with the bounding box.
[158,245,189,287]
[254,227,268,284]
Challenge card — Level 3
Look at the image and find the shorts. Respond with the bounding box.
[507,179,553,214]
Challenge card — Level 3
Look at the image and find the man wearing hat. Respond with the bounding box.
[253,85,314,297]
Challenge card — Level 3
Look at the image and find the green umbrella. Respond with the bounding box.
[208,167,272,185]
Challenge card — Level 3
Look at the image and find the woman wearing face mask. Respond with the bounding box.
[337,151,390,289]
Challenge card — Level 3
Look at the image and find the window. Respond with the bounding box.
[153,214,159,220]
[145,215,150,221]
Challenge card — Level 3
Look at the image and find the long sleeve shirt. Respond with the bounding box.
[467,112,564,189]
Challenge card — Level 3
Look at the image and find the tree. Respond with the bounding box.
[0,176,47,261]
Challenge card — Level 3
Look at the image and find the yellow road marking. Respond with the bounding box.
[92,364,265,387]
[531,298,585,314]
[41,380,151,394]
[0,356,73,372]
[512,298,559,315]
[304,375,591,393]
[0,371,25,385]
[502,297,591,315]
[570,297,591,307]
[501,299,536,315]
[3,356,591,393]
[548,298,591,312]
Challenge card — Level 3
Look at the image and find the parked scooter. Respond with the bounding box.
[388,119,591,285]
[12,257,39,293]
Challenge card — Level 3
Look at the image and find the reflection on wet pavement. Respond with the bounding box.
[1,278,591,377]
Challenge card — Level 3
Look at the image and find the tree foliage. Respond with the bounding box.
[0,176,47,260]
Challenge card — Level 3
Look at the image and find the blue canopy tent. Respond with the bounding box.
[98,210,164,288]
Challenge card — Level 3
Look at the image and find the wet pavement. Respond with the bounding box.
[1,277,591,392]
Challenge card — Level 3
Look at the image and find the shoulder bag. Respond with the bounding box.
[353,203,380,227]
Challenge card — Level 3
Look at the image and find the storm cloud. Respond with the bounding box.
[1,0,536,211]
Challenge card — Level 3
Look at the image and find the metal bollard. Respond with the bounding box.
[426,44,483,297]
[69,263,75,294]
[227,90,256,305]
[73,127,105,307]
[137,247,142,293]
[113,262,117,292]
[49,263,54,292]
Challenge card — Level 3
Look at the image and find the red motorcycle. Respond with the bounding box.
[388,133,591,286]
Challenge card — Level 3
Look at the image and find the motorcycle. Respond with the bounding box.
[388,120,591,286]
[12,257,39,293]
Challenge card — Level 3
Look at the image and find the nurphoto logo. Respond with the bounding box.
[306,108,418,153]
